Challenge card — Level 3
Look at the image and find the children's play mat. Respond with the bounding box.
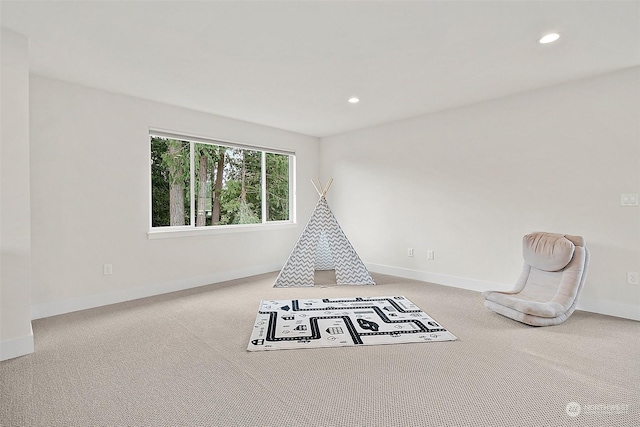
[248,296,457,351]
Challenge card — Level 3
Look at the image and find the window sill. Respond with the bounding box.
[147,221,297,239]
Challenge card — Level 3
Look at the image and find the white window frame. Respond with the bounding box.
[148,128,296,239]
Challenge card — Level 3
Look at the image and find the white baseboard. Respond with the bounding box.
[366,263,509,293]
[31,263,281,320]
[575,297,640,322]
[1,324,34,361]
[29,262,638,323]
[366,263,640,322]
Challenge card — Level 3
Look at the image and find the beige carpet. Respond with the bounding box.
[1,272,638,427]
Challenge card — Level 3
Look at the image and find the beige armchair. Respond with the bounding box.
[483,232,589,326]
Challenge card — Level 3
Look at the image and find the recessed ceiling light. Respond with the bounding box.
[539,33,560,44]
[348,97,360,104]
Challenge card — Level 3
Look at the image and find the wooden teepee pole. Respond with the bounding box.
[322,178,333,196]
[311,178,334,197]
[311,179,322,196]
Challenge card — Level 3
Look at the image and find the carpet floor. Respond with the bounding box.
[1,272,638,427]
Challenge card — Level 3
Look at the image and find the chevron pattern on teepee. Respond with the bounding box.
[274,180,375,288]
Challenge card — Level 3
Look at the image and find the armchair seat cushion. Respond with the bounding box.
[484,300,574,327]
[483,292,565,318]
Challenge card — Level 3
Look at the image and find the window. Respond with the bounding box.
[150,130,294,229]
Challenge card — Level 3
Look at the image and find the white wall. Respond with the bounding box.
[29,75,320,318]
[320,67,640,320]
[1,29,34,360]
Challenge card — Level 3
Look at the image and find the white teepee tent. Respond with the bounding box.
[274,179,375,287]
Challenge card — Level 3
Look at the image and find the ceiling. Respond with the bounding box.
[2,1,639,137]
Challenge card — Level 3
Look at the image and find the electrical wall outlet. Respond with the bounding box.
[103,264,113,275]
[427,250,435,260]
[407,248,414,257]
[621,194,639,206]
[627,272,639,285]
